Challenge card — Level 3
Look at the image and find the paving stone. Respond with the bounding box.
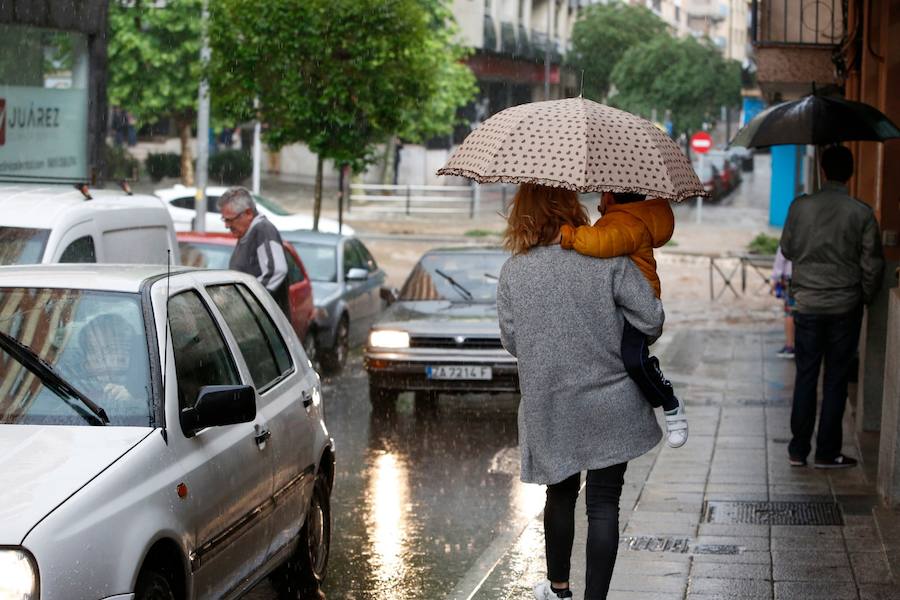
[614,558,691,577]
[692,551,773,565]
[689,577,773,598]
[771,550,850,568]
[850,552,893,584]
[858,583,900,599]
[770,525,843,538]
[691,561,772,581]
[694,535,770,551]
[770,536,845,551]
[772,562,854,582]
[609,572,687,594]
[607,592,680,600]
[698,523,770,537]
[774,581,858,600]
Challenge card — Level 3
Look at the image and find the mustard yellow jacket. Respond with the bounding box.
[560,198,674,298]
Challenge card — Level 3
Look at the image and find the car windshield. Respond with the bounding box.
[255,194,291,216]
[179,241,233,269]
[290,242,337,282]
[399,252,507,303]
[0,289,152,426]
[0,226,51,265]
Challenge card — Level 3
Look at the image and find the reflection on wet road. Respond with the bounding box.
[247,350,538,599]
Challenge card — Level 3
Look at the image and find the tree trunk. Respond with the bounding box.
[381,136,397,185]
[337,163,348,234]
[313,154,323,231]
[178,120,195,186]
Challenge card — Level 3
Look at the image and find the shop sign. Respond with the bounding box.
[0,85,89,183]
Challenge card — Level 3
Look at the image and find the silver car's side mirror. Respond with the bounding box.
[346,267,369,281]
[181,385,257,437]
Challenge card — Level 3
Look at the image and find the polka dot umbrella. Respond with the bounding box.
[437,97,707,202]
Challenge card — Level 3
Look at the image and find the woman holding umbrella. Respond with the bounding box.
[439,98,706,599]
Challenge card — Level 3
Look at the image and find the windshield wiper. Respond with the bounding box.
[484,273,499,281]
[0,330,109,425]
[434,269,473,301]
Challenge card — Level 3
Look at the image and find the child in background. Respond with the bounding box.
[560,191,687,448]
[771,246,795,359]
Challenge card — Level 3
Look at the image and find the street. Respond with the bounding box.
[247,350,543,599]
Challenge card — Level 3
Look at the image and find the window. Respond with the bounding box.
[342,241,366,276]
[168,291,240,411]
[0,227,50,265]
[170,196,219,213]
[291,242,337,282]
[178,241,232,269]
[207,284,292,390]
[59,236,96,263]
[353,240,378,273]
[102,227,170,264]
[285,249,304,284]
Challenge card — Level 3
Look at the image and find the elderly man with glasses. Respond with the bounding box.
[217,187,289,314]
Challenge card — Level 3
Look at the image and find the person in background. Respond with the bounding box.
[217,187,289,315]
[497,184,664,600]
[781,145,884,469]
[771,246,795,358]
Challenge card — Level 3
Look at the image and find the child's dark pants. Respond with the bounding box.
[621,320,678,412]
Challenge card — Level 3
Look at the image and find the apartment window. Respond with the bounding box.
[675,6,681,21]
[485,0,491,12]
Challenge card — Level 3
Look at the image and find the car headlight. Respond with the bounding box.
[369,330,409,349]
[0,548,39,600]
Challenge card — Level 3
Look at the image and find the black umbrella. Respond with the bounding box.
[730,94,900,148]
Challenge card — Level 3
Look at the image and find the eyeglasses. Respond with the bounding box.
[221,211,246,224]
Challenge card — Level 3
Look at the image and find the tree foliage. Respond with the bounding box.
[210,0,473,170]
[609,35,742,134]
[107,0,202,183]
[568,1,668,101]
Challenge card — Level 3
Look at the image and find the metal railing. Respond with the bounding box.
[348,184,477,218]
[752,0,844,47]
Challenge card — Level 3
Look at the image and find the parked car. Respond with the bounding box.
[283,230,388,375]
[154,185,354,235]
[177,231,317,361]
[0,184,179,265]
[364,247,518,407]
[0,264,333,600]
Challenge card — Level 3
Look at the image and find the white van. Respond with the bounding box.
[0,184,180,266]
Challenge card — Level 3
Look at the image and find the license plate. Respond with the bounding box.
[426,365,492,380]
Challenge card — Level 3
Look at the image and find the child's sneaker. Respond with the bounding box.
[533,581,573,599]
[664,404,688,448]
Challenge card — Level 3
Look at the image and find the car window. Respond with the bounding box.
[353,240,378,272]
[290,242,337,282]
[254,194,291,216]
[168,291,240,411]
[170,195,219,213]
[179,241,232,269]
[0,289,152,426]
[399,252,508,303]
[0,226,50,265]
[207,284,292,390]
[58,235,96,263]
[343,241,366,274]
[285,248,304,284]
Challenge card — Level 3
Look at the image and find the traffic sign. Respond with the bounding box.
[690,131,713,154]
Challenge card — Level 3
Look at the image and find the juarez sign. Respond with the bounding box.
[0,85,89,183]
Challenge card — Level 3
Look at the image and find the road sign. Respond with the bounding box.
[690,131,713,154]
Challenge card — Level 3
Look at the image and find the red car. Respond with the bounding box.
[177,232,317,359]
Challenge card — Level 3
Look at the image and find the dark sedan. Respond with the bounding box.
[364,247,518,407]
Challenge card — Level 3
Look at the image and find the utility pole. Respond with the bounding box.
[544,0,552,100]
[195,0,211,232]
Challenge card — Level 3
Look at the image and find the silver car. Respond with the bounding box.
[0,265,334,600]
[283,230,387,374]
[364,247,518,406]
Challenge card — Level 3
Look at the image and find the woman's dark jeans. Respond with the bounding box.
[544,463,627,599]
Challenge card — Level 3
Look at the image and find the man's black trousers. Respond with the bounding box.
[789,305,863,462]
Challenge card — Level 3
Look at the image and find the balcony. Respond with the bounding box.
[752,0,844,47]
[483,14,497,52]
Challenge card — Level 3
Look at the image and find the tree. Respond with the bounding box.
[108,0,202,185]
[568,0,668,101]
[210,0,475,228]
[609,35,742,136]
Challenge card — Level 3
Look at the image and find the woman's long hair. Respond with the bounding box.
[502,184,589,255]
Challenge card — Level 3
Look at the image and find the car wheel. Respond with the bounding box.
[134,568,175,600]
[369,381,399,408]
[320,316,349,375]
[270,475,331,599]
[302,330,319,372]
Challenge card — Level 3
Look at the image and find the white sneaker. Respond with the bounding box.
[665,404,688,448]
[533,580,571,599]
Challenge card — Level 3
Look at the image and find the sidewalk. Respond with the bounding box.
[463,323,900,600]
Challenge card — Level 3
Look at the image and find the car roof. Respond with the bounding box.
[154,185,229,201]
[425,246,506,254]
[281,229,348,244]
[0,264,192,293]
[0,184,168,229]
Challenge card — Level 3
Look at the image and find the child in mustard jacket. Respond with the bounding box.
[560,191,687,448]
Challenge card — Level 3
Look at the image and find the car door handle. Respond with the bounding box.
[254,427,272,447]
[302,390,313,408]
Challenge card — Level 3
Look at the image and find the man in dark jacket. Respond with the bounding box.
[781,146,884,469]
[218,187,289,314]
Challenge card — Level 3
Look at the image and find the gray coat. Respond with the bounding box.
[781,181,884,314]
[497,246,664,485]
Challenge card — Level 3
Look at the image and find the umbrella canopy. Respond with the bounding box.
[437,97,706,202]
[730,94,900,148]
